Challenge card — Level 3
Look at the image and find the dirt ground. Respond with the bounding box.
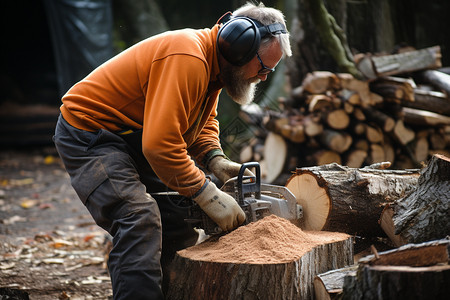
[0,146,113,299]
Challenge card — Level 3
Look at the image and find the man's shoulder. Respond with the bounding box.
[138,28,215,61]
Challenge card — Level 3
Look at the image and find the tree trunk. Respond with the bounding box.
[285,163,420,237]
[380,154,450,246]
[166,215,353,300]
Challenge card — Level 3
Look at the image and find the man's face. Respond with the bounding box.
[221,40,283,105]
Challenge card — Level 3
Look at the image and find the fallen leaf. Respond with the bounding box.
[52,239,74,248]
[20,199,39,209]
[0,262,16,270]
[3,215,27,225]
[44,155,55,165]
[39,203,54,210]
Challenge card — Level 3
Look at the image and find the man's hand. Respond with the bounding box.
[208,156,254,183]
[193,181,246,231]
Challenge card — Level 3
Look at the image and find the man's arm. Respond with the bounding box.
[141,54,209,197]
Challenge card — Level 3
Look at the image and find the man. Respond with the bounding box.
[53,2,292,299]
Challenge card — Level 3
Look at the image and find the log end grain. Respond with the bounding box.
[285,173,330,231]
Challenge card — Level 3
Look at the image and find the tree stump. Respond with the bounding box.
[285,163,420,237]
[341,238,450,300]
[380,154,450,246]
[166,215,353,300]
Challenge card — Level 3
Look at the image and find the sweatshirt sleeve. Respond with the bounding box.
[187,96,224,168]
[141,54,210,197]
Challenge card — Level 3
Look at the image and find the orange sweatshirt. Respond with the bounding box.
[61,25,224,197]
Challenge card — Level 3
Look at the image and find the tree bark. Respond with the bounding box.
[305,0,360,77]
[285,163,419,237]
[406,89,450,116]
[341,239,450,300]
[314,265,357,300]
[402,107,450,127]
[355,46,442,80]
[418,69,450,96]
[167,234,353,300]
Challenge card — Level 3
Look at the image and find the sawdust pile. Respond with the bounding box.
[178,214,350,264]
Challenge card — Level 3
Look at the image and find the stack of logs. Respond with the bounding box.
[239,45,450,184]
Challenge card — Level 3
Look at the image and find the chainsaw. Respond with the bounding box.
[185,162,303,235]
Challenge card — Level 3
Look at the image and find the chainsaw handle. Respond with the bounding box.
[237,162,261,204]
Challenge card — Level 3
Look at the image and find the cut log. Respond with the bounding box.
[336,73,372,107]
[307,150,342,166]
[239,144,254,163]
[404,89,450,116]
[166,215,353,300]
[345,149,368,168]
[418,69,450,96]
[352,108,365,121]
[382,139,396,165]
[325,109,350,130]
[337,89,361,106]
[308,94,334,112]
[429,130,446,150]
[402,107,450,127]
[302,71,340,94]
[263,114,306,144]
[285,163,420,237]
[370,76,416,102]
[366,143,385,165]
[356,46,442,80]
[413,136,429,163]
[314,265,357,300]
[263,132,288,183]
[363,107,395,132]
[352,123,366,136]
[304,115,324,137]
[343,102,354,114]
[341,239,450,300]
[392,120,415,145]
[289,124,306,143]
[319,129,352,153]
[365,125,383,143]
[380,154,450,247]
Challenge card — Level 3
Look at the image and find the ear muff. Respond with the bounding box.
[217,17,261,67]
[216,14,288,67]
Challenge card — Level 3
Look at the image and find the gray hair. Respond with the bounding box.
[233,2,292,57]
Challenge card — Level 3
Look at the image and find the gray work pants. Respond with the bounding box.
[53,115,198,299]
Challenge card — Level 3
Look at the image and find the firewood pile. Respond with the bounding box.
[239,46,450,184]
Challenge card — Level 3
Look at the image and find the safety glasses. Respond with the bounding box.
[256,52,275,75]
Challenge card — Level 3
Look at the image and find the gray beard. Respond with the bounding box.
[221,65,259,105]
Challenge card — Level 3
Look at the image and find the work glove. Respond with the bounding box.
[193,181,246,231]
[207,156,255,184]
